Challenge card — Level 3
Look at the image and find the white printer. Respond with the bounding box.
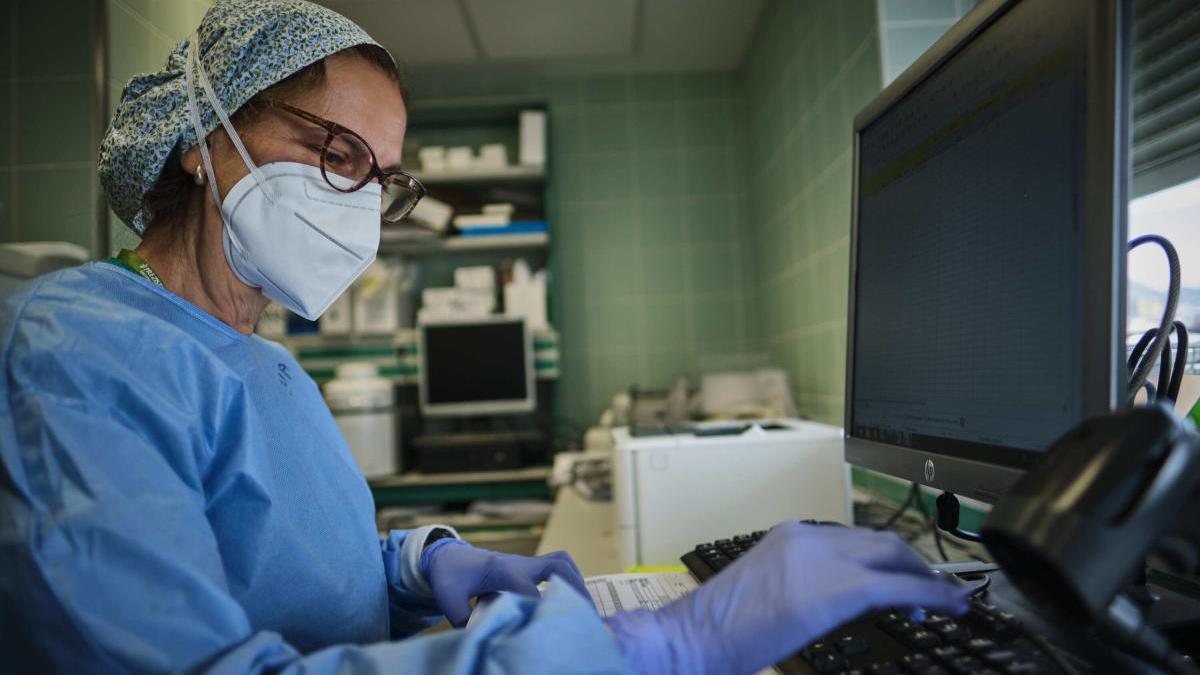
[612,419,851,569]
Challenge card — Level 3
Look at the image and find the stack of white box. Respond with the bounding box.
[417,265,496,323]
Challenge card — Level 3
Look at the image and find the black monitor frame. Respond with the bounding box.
[843,0,1130,504]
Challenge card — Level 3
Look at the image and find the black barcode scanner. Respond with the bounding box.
[983,405,1200,623]
[981,405,1200,672]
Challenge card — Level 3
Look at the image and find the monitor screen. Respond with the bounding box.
[846,0,1127,500]
[420,319,535,416]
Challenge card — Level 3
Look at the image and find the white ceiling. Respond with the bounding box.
[317,0,766,74]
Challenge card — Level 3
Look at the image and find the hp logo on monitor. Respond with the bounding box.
[924,460,936,483]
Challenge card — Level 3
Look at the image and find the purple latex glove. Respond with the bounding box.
[421,538,592,627]
[605,522,971,675]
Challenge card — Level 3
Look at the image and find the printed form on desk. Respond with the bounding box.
[586,572,697,617]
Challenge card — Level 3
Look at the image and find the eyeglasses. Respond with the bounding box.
[269,101,425,223]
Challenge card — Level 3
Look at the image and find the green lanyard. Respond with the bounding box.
[113,248,164,288]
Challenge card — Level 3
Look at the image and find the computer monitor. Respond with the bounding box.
[844,0,1130,503]
[419,317,536,416]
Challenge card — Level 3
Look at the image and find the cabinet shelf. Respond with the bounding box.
[379,232,548,256]
[412,164,545,186]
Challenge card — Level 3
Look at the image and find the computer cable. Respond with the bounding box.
[912,486,950,562]
[1127,235,1181,403]
[874,483,919,532]
[1150,321,1188,405]
[1126,320,1189,405]
[934,491,983,543]
[1157,332,1173,402]
[1168,321,1187,402]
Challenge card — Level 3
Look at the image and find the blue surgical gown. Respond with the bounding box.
[0,262,628,674]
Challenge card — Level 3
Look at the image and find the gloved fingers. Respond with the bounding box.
[866,570,971,616]
[481,566,540,599]
[530,556,593,605]
[535,551,591,601]
[538,550,585,580]
[435,582,475,628]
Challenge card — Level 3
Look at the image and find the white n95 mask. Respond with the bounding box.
[183,32,381,321]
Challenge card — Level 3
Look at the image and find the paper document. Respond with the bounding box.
[586,572,698,617]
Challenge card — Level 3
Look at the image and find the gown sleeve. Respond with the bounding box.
[0,341,629,675]
[378,526,457,638]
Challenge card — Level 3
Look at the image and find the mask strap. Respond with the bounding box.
[185,35,227,215]
[185,32,275,203]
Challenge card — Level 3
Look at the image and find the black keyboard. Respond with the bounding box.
[682,529,1064,675]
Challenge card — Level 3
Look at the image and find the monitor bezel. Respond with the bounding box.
[418,315,537,417]
[844,0,1129,503]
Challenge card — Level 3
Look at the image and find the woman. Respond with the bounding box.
[0,1,968,673]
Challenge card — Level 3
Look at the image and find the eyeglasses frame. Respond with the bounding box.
[268,100,426,220]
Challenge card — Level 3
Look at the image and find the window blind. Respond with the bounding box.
[1132,0,1200,197]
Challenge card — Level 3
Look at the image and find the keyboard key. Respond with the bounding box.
[879,618,916,636]
[981,650,1018,666]
[1004,662,1046,674]
[810,651,850,673]
[837,670,867,675]
[899,654,934,671]
[900,655,950,675]
[802,642,832,658]
[930,646,962,662]
[965,638,998,654]
[929,621,969,644]
[902,629,942,650]
[972,615,1016,640]
[869,662,902,675]
[949,656,983,675]
[837,635,870,656]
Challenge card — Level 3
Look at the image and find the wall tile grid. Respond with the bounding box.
[1,0,100,251]
[0,0,212,253]
[737,0,882,426]
[106,0,214,253]
[545,73,758,428]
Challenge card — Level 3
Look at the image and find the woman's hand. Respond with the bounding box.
[605,522,971,675]
[421,539,592,627]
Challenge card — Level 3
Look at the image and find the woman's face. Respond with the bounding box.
[205,51,408,201]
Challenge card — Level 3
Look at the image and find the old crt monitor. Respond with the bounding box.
[419,317,536,416]
[845,0,1129,503]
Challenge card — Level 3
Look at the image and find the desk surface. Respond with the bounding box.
[536,487,620,577]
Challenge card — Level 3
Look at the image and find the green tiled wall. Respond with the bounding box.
[1,0,102,252]
[409,71,758,428]
[0,0,212,253]
[739,0,883,425]
[106,0,214,253]
[547,74,756,428]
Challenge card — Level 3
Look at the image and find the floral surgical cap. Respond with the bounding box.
[99,0,387,233]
